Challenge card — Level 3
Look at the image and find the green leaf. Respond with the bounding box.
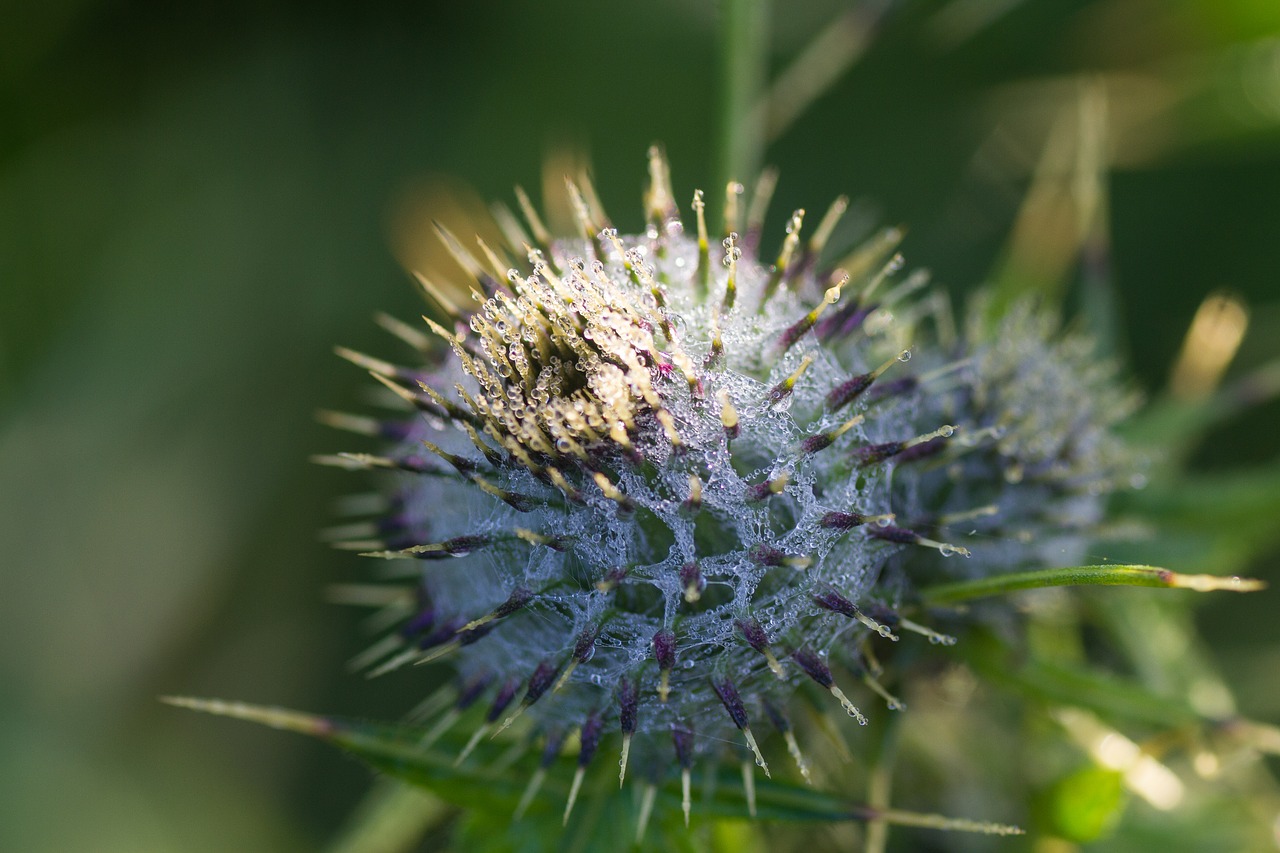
[1042,765,1126,843]
[919,564,1263,606]
[163,696,1025,848]
[959,632,1202,729]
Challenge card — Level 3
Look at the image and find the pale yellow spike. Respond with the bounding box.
[420,314,463,346]
[768,355,814,403]
[746,167,779,235]
[655,408,682,448]
[492,703,528,739]
[470,475,510,505]
[562,766,586,826]
[500,435,543,474]
[635,783,658,844]
[514,767,546,821]
[898,617,957,646]
[686,474,702,509]
[461,612,498,633]
[742,728,771,778]
[913,534,971,559]
[809,195,849,257]
[514,528,557,547]
[722,232,740,313]
[490,201,532,252]
[564,177,597,240]
[541,468,576,501]
[823,413,865,445]
[608,421,634,453]
[334,346,400,378]
[880,267,931,307]
[645,144,676,223]
[619,734,632,788]
[577,169,609,229]
[659,670,671,704]
[693,189,709,276]
[346,633,404,673]
[863,673,906,711]
[742,761,758,818]
[413,639,462,667]
[474,236,510,283]
[367,371,421,408]
[592,472,629,506]
[410,270,463,319]
[367,646,424,679]
[859,252,905,302]
[723,181,744,237]
[419,708,461,750]
[552,660,579,694]
[907,424,956,449]
[852,607,899,641]
[681,767,692,827]
[833,225,904,283]
[158,697,331,738]
[433,220,487,283]
[456,723,491,765]
[783,730,813,784]
[777,209,805,268]
[513,185,552,245]
[762,647,785,679]
[818,269,850,310]
[316,410,381,436]
[311,453,394,472]
[405,686,457,725]
[935,504,998,526]
[829,683,868,725]
[375,311,432,352]
[717,389,739,434]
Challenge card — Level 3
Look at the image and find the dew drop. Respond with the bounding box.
[897,350,912,362]
[939,425,955,437]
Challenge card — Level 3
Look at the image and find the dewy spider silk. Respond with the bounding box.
[317,146,1138,831]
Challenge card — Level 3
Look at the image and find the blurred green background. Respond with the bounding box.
[2,0,1278,850]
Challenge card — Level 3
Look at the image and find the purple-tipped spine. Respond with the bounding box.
[736,618,770,653]
[486,677,521,722]
[618,677,639,736]
[791,648,835,689]
[653,629,676,671]
[578,713,605,766]
[711,678,750,730]
[672,726,696,768]
[523,660,560,706]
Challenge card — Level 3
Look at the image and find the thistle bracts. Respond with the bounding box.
[319,147,1138,828]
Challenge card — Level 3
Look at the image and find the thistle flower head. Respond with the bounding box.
[322,146,1138,823]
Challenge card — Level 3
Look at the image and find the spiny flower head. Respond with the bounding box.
[320,146,1135,828]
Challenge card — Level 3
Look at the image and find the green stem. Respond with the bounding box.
[717,0,769,195]
[920,564,1264,606]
